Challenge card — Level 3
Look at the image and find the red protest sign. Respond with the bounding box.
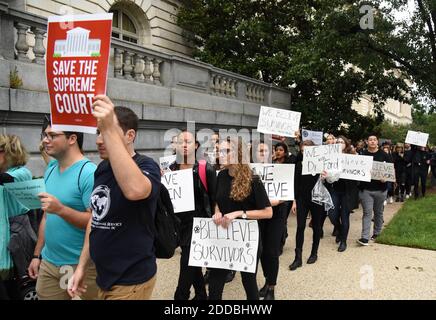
[46,14,112,134]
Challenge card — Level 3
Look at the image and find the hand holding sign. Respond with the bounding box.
[38,192,64,213]
[92,95,119,133]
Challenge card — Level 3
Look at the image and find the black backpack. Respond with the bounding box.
[154,183,181,259]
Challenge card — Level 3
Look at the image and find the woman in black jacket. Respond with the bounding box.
[392,143,406,202]
[324,136,358,252]
[289,140,324,270]
[171,130,217,300]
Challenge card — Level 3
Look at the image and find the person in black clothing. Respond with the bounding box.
[273,142,297,164]
[253,141,291,300]
[209,138,272,300]
[413,146,431,199]
[324,136,358,252]
[404,143,413,198]
[171,130,217,300]
[69,96,161,300]
[382,143,395,204]
[393,143,406,202]
[357,134,392,246]
[289,140,325,270]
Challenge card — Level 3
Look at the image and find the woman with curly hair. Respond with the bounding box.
[0,134,32,299]
[208,138,272,300]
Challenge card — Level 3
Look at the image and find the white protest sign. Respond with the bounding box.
[405,130,429,147]
[339,154,373,182]
[188,218,259,273]
[250,164,295,200]
[371,161,396,182]
[302,129,323,146]
[257,106,301,137]
[302,144,342,175]
[159,154,177,173]
[161,169,195,213]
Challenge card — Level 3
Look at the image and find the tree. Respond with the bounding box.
[177,1,435,136]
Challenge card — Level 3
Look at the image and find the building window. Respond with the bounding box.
[110,9,138,44]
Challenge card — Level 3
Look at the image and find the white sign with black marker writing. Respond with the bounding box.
[188,218,259,273]
[302,144,342,175]
[302,129,323,146]
[250,164,295,200]
[161,169,195,213]
[159,154,177,173]
[405,130,429,147]
[257,106,301,137]
[371,161,396,182]
[339,154,373,182]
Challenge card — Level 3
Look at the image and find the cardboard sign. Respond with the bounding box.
[302,144,342,175]
[46,14,113,134]
[371,161,396,182]
[161,169,195,213]
[159,155,177,173]
[339,154,373,182]
[250,164,295,200]
[4,179,46,209]
[405,131,429,147]
[302,129,323,146]
[188,218,259,273]
[257,106,301,137]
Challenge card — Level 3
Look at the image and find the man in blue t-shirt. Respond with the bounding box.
[27,120,98,300]
[68,95,160,300]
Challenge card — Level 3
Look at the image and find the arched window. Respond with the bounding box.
[110,9,139,44]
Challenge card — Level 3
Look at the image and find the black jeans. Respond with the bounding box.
[259,203,288,286]
[174,245,207,300]
[329,192,350,242]
[296,198,324,254]
[208,267,259,300]
[414,166,429,197]
[405,166,413,195]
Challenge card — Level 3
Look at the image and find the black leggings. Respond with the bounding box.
[414,167,429,197]
[259,203,288,286]
[208,267,259,300]
[296,199,324,254]
[174,245,207,300]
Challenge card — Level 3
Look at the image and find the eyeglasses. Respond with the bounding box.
[218,148,232,157]
[41,132,66,141]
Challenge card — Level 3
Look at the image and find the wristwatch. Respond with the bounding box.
[33,255,42,260]
[241,210,247,219]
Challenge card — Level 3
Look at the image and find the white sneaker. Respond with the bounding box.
[389,197,394,204]
[384,200,387,206]
[406,194,410,199]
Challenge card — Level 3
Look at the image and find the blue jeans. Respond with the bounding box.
[328,191,350,242]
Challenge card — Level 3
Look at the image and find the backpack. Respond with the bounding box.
[154,183,181,259]
[45,160,91,194]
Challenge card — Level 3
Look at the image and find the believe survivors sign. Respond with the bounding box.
[46,14,112,134]
[189,218,259,273]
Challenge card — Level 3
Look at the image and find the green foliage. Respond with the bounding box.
[377,193,436,251]
[9,66,23,89]
[177,0,436,136]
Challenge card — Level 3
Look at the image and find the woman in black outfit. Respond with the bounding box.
[324,136,358,252]
[209,138,272,300]
[393,143,406,202]
[171,130,217,300]
[289,140,325,270]
[253,141,290,300]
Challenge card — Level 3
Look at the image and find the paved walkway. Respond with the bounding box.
[153,200,436,300]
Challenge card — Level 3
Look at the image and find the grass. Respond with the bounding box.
[377,191,436,251]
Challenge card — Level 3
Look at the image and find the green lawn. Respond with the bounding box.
[377,192,436,251]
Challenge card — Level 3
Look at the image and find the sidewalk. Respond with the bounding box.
[153,200,436,300]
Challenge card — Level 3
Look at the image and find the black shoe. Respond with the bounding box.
[338,241,347,252]
[225,271,236,283]
[357,238,369,246]
[264,288,275,300]
[332,228,339,237]
[371,234,378,241]
[335,235,340,243]
[400,197,404,202]
[192,293,208,300]
[289,249,302,271]
[203,270,210,284]
[395,197,400,202]
[307,254,318,264]
[259,283,268,298]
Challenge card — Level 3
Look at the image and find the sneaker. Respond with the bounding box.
[371,234,378,241]
[388,197,394,204]
[383,200,387,206]
[406,194,410,199]
[357,238,369,246]
[395,197,400,202]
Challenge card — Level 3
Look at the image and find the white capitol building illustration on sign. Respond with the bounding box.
[54,27,101,57]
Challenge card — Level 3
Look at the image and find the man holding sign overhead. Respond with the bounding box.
[357,134,392,246]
